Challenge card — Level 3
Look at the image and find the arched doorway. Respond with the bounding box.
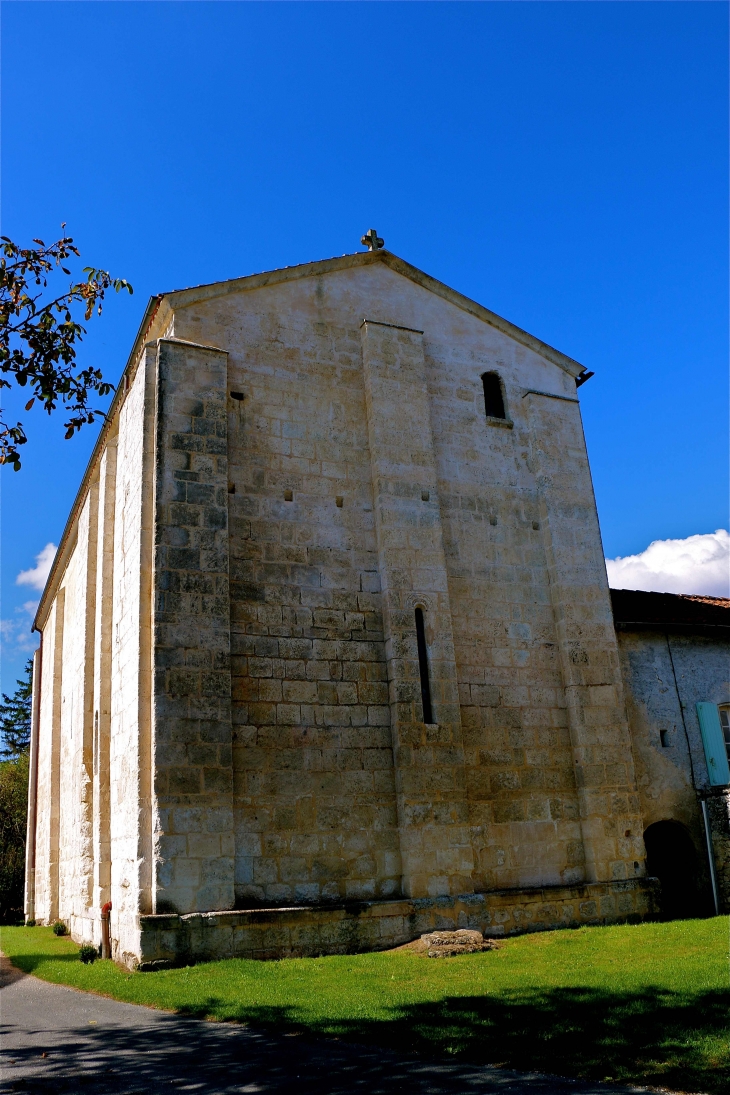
[643,820,703,919]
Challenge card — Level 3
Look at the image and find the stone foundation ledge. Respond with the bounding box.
[133,877,659,970]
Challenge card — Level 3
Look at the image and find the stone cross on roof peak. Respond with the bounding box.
[361,228,384,252]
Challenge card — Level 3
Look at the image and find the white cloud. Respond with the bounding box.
[606,529,730,597]
[16,542,57,592]
[0,601,40,657]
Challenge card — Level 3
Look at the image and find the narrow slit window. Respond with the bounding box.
[415,607,433,724]
[482,372,506,420]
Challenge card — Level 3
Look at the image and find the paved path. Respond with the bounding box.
[1,956,655,1095]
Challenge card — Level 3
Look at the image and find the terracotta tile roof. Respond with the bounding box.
[679,594,730,608]
[610,588,730,631]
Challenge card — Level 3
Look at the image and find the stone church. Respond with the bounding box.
[23,238,730,968]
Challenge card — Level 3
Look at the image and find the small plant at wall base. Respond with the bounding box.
[52,921,68,936]
[78,943,97,964]
[0,230,133,469]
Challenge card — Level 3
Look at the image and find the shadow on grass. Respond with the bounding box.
[8,950,82,973]
[5,946,729,1094]
[175,985,730,1095]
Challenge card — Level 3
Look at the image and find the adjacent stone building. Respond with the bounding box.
[611,589,730,919]
[23,244,730,968]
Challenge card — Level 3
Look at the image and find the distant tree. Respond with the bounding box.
[0,662,33,921]
[0,659,33,760]
[0,229,133,469]
[0,751,29,923]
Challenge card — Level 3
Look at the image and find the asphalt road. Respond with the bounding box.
[1,955,656,1095]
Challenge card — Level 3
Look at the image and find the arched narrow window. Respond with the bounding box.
[414,607,433,724]
[482,372,506,420]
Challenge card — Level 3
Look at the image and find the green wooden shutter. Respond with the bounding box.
[696,702,730,786]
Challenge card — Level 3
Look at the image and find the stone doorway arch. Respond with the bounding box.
[643,820,703,920]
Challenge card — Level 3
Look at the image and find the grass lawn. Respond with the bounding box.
[2,918,729,1094]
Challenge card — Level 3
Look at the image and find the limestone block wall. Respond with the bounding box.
[108,344,156,960]
[152,338,236,915]
[172,257,642,904]
[91,439,117,922]
[31,338,156,961]
[33,595,64,924]
[222,311,399,908]
[360,319,471,898]
[33,487,98,941]
[134,878,658,969]
[57,485,97,940]
[29,253,662,966]
[424,323,585,892]
[525,394,646,884]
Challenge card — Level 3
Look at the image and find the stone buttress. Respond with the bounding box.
[152,338,235,915]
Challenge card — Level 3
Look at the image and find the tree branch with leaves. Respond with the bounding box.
[0,229,133,469]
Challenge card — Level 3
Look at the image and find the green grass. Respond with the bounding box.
[3,918,729,1094]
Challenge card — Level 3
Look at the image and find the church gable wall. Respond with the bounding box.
[172,262,617,902]
[27,254,666,964]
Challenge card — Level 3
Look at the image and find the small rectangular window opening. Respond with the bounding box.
[482,372,506,420]
[660,728,669,748]
[415,607,433,724]
[720,706,730,761]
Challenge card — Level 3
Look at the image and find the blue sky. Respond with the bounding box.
[1,1,727,692]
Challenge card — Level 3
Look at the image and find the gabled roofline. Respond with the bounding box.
[162,249,585,378]
[32,248,586,632]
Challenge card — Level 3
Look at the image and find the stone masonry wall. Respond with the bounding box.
[58,484,97,942]
[108,346,157,961]
[34,487,97,940]
[360,319,472,898]
[525,393,646,884]
[173,258,644,905]
[134,878,658,969]
[31,255,667,965]
[152,338,236,915]
[426,324,585,892]
[91,438,118,934]
[33,594,64,925]
[33,345,157,960]
[618,628,730,911]
[222,310,399,908]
